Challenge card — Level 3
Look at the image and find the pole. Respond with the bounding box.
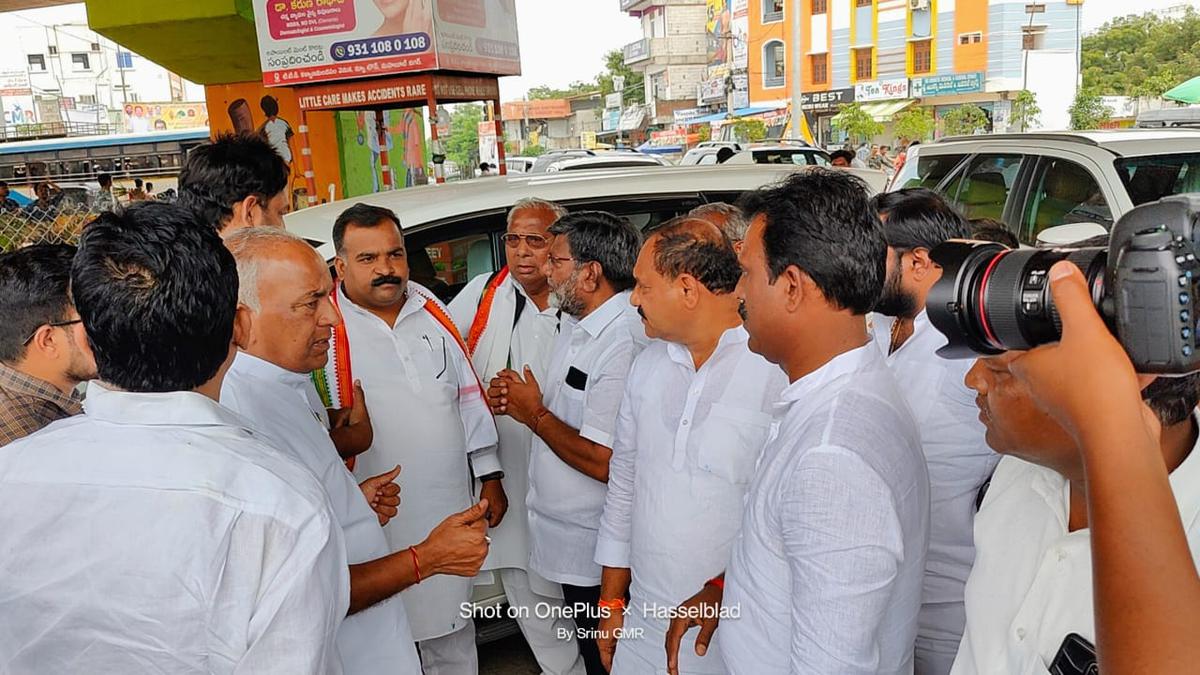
[298,110,318,206]
[375,109,393,191]
[493,98,507,176]
[428,91,445,185]
[790,0,803,140]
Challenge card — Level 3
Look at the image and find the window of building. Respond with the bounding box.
[79,94,97,105]
[764,0,784,23]
[911,39,932,74]
[810,54,828,85]
[1022,26,1046,50]
[764,40,785,88]
[128,92,140,102]
[856,0,872,7]
[812,0,828,14]
[27,54,46,71]
[90,42,101,52]
[959,32,983,45]
[116,51,134,69]
[48,45,58,55]
[854,47,873,81]
[71,53,91,71]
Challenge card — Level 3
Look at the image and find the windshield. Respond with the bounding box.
[1114,153,1200,205]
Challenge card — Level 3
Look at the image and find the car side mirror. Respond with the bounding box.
[1035,222,1108,247]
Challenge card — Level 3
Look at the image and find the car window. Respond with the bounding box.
[414,232,494,303]
[893,153,967,190]
[753,150,809,165]
[1115,153,1200,206]
[697,153,719,165]
[681,149,708,165]
[945,154,1024,222]
[1024,158,1112,241]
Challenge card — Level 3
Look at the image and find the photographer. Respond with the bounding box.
[985,261,1200,673]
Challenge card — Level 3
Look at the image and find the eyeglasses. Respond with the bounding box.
[548,255,576,267]
[501,233,550,250]
[22,319,83,346]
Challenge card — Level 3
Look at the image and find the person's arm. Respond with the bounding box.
[328,380,373,459]
[1009,261,1200,673]
[781,451,907,673]
[595,383,639,670]
[348,500,491,614]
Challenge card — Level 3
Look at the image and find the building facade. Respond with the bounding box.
[620,0,710,129]
[738,0,1082,144]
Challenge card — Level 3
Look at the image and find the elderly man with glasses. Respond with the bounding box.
[448,197,588,675]
[0,244,96,446]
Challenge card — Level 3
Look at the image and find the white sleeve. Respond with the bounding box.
[225,508,349,675]
[447,272,491,340]
[595,372,640,568]
[578,338,637,448]
[780,448,905,674]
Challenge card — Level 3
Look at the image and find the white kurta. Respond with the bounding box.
[337,282,500,641]
[527,291,647,587]
[596,327,787,674]
[721,343,929,675]
[448,271,562,582]
[871,311,1000,673]
[0,382,348,674]
[950,433,1200,675]
[221,352,421,674]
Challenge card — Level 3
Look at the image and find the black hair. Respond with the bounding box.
[71,202,238,392]
[970,217,1019,248]
[871,187,971,250]
[0,181,8,189]
[716,147,736,163]
[736,168,885,315]
[177,133,289,231]
[1144,375,1200,427]
[332,203,402,254]
[650,217,741,294]
[829,149,856,164]
[97,173,112,188]
[0,244,77,362]
[134,178,143,188]
[260,95,280,117]
[549,210,642,292]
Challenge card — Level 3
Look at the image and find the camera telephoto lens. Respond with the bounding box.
[927,240,1108,358]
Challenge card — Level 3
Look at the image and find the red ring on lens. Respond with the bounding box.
[977,249,1012,351]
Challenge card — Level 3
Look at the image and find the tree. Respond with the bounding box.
[729,119,767,143]
[1010,90,1042,132]
[444,103,484,172]
[527,81,598,100]
[522,144,546,157]
[831,103,884,143]
[598,49,646,106]
[1068,89,1113,130]
[1082,8,1200,96]
[941,104,990,136]
[893,107,936,143]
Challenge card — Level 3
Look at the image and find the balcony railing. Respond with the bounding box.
[0,121,119,143]
[764,73,786,88]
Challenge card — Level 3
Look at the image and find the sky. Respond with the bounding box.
[497,0,1200,100]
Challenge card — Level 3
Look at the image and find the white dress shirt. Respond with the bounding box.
[448,271,561,581]
[871,311,1000,670]
[336,282,499,641]
[0,382,348,673]
[596,326,786,674]
[527,291,647,586]
[721,342,930,675]
[950,433,1200,675]
[221,352,421,674]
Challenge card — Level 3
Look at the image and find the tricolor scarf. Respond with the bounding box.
[467,267,512,357]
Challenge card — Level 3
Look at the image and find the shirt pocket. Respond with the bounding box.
[553,376,588,429]
[696,403,773,485]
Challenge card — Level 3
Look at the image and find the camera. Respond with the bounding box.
[928,194,1200,374]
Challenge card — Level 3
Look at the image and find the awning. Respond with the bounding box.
[636,143,684,154]
[1164,76,1200,105]
[688,105,785,124]
[859,99,916,121]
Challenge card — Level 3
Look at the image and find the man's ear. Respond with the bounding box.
[780,265,808,312]
[910,248,935,281]
[26,324,60,361]
[233,304,254,350]
[678,274,702,309]
[333,255,347,280]
[232,194,260,229]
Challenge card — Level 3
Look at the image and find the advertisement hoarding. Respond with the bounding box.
[123,102,211,132]
[911,72,984,98]
[855,78,910,102]
[253,0,520,87]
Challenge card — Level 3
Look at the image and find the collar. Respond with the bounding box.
[231,351,313,394]
[778,339,882,406]
[337,281,430,327]
[665,325,749,370]
[83,380,256,430]
[0,362,81,412]
[577,291,632,338]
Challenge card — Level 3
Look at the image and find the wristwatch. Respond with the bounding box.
[478,471,505,482]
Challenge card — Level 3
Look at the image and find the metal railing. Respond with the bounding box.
[0,121,120,143]
[0,194,175,251]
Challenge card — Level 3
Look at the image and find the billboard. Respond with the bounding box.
[705,0,731,69]
[122,102,210,132]
[0,70,35,126]
[253,0,520,87]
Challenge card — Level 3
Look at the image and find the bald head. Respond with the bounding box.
[688,202,749,245]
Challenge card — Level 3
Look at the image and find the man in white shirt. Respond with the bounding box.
[330,203,504,675]
[595,217,787,674]
[0,203,347,673]
[952,354,1200,674]
[448,198,587,675]
[667,170,930,675]
[488,210,646,675]
[869,188,999,675]
[222,227,495,674]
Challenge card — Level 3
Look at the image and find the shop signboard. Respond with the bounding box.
[911,72,984,98]
[801,87,854,111]
[855,78,909,101]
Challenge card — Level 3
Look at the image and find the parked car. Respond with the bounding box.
[545,154,670,172]
[890,129,1200,245]
[681,141,831,167]
[527,149,596,173]
[505,156,536,173]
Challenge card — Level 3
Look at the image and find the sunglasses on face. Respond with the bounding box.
[501,233,550,250]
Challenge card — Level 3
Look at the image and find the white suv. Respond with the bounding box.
[890,130,1200,244]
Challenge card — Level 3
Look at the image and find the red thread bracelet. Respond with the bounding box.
[598,597,626,611]
[410,546,422,584]
[705,576,724,591]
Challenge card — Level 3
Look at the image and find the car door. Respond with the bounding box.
[940,153,1029,225]
[1014,154,1115,245]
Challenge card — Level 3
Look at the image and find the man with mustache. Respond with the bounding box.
[868,188,998,675]
[449,198,587,675]
[488,210,646,675]
[329,203,504,675]
[594,217,786,673]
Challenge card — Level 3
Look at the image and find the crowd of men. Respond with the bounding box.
[0,131,1197,675]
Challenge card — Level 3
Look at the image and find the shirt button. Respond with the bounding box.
[1057,548,1068,561]
[682,419,690,426]
[1016,628,1026,641]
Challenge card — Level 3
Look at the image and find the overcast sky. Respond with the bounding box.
[498,0,1199,100]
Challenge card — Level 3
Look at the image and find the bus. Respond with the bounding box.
[0,128,211,197]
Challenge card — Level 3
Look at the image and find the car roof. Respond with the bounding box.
[553,156,664,169]
[287,164,887,254]
[929,129,1200,156]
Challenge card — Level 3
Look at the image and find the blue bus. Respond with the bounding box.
[0,128,211,189]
